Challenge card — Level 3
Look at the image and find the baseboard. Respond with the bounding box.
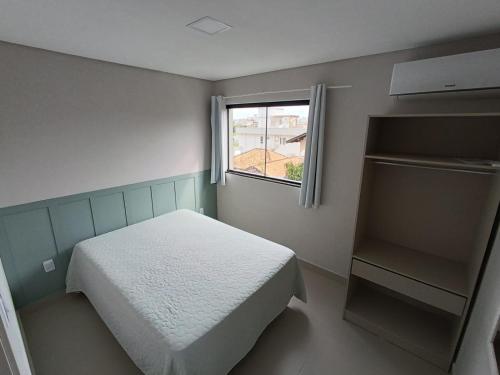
[298,258,347,284]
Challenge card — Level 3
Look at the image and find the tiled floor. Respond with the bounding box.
[20,266,446,375]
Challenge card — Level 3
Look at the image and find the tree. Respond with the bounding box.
[285,162,304,181]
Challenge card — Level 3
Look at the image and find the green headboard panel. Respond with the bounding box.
[151,183,176,216]
[124,187,154,225]
[0,170,216,308]
[92,192,128,235]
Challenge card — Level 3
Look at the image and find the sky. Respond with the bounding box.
[231,105,309,120]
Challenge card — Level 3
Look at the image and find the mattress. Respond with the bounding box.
[66,209,306,375]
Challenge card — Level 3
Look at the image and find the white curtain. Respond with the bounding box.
[210,96,227,185]
[299,84,327,208]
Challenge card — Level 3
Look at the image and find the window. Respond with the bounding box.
[227,100,309,184]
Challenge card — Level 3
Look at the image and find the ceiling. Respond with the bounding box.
[1,0,500,80]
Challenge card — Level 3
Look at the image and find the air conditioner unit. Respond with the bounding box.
[389,48,500,96]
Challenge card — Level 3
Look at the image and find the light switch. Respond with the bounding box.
[42,259,56,273]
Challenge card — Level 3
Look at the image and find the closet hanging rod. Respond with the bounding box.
[222,85,353,99]
[373,161,496,175]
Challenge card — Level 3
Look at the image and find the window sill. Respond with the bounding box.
[225,170,301,188]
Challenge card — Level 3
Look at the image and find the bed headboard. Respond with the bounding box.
[0,170,216,308]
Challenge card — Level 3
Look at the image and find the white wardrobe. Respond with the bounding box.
[344,114,500,371]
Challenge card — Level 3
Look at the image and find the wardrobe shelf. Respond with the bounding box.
[354,238,468,297]
[345,281,454,369]
[365,153,500,173]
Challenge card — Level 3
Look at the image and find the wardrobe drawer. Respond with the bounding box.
[351,259,466,316]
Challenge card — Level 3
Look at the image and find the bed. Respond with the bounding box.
[66,209,306,375]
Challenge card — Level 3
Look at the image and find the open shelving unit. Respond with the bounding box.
[345,279,456,368]
[344,114,500,371]
[354,238,468,296]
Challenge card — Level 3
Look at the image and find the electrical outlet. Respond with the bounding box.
[42,259,55,273]
[199,207,204,215]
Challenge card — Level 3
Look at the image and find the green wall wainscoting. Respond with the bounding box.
[0,170,217,308]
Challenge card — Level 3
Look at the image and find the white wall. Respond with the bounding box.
[215,33,500,277]
[0,42,212,208]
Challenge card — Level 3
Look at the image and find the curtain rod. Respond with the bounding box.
[223,85,352,99]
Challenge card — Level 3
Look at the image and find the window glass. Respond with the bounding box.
[228,102,309,183]
[228,107,266,176]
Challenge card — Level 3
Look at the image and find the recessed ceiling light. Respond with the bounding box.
[186,16,232,35]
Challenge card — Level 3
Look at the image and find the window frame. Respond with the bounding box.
[226,100,310,187]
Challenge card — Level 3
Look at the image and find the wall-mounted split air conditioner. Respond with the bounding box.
[390,48,500,96]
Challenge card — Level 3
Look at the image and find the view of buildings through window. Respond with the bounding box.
[228,102,309,182]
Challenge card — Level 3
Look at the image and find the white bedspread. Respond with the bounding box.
[66,209,306,375]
